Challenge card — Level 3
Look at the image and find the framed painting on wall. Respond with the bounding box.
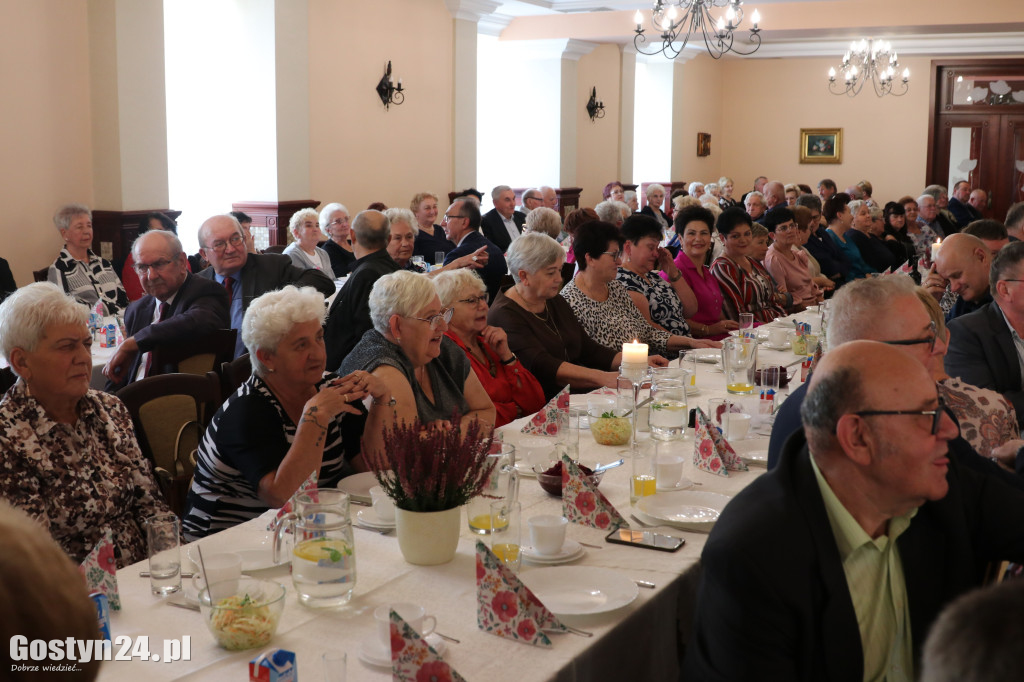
[697,132,711,157]
[800,128,843,164]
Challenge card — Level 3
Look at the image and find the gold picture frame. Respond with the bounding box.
[800,128,843,164]
[697,132,711,157]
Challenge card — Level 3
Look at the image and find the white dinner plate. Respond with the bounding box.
[739,449,769,467]
[187,540,287,573]
[521,540,584,565]
[520,566,639,616]
[356,508,395,529]
[691,349,721,364]
[636,490,733,532]
[337,471,379,504]
[358,634,446,668]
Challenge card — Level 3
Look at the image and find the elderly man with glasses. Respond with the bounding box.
[103,230,229,388]
[440,198,507,304]
[946,241,1024,432]
[686,339,1024,682]
[197,213,335,357]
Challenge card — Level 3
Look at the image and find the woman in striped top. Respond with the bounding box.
[710,207,786,323]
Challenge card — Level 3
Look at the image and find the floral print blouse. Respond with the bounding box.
[0,380,170,568]
[616,267,691,337]
[938,377,1020,457]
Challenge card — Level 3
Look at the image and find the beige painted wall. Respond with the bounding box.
[672,55,723,185]
[0,0,93,287]
[717,55,935,202]
[307,0,454,212]
[575,44,623,208]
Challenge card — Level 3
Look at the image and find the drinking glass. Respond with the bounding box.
[146,513,181,596]
[738,312,755,339]
[649,371,688,441]
[630,446,657,505]
[467,443,517,535]
[434,251,445,267]
[556,409,581,461]
[761,366,782,415]
[490,501,522,573]
[322,652,347,682]
[722,337,757,394]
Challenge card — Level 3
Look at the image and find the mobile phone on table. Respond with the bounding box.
[605,527,685,552]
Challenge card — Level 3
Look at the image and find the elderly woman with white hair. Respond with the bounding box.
[319,202,357,277]
[488,232,666,400]
[183,285,379,539]
[0,283,168,567]
[384,207,424,273]
[339,271,495,455]
[639,183,670,232]
[47,203,128,316]
[283,208,335,278]
[524,207,563,240]
[688,181,705,200]
[434,269,545,427]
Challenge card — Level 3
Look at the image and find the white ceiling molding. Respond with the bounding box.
[562,39,600,60]
[633,41,702,64]
[478,12,516,35]
[445,0,503,22]
[745,31,1024,59]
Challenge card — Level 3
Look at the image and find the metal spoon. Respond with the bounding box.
[591,458,625,475]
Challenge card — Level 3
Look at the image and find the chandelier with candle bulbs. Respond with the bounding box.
[633,0,761,61]
[827,39,909,97]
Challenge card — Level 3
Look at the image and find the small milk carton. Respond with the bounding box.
[249,649,296,682]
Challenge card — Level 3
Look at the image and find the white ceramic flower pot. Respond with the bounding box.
[394,506,461,566]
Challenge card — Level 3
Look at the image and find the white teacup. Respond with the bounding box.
[369,485,396,523]
[767,327,788,347]
[528,515,568,556]
[374,603,436,653]
[517,437,555,470]
[192,552,241,602]
[656,455,685,487]
[723,412,752,440]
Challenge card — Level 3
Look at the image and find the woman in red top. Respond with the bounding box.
[434,269,545,426]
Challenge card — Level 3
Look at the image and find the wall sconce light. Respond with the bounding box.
[586,87,605,121]
[376,61,405,109]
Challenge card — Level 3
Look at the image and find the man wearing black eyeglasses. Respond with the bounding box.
[197,214,335,357]
[441,198,507,304]
[686,341,1024,682]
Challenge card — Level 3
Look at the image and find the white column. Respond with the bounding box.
[560,40,597,188]
[445,0,502,191]
[618,44,637,184]
[275,0,310,200]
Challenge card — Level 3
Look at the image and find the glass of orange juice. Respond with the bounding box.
[630,445,657,506]
[467,443,517,535]
[489,501,522,573]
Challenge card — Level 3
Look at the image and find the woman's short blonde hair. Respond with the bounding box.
[289,208,323,240]
[0,502,101,680]
[409,192,438,213]
[524,207,562,239]
[243,286,327,376]
[369,271,437,335]
[383,207,418,237]
[0,283,88,375]
[718,176,733,187]
[433,269,486,308]
[674,195,701,212]
[915,287,948,341]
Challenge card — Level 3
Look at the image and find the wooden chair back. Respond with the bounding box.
[33,267,48,283]
[0,367,17,394]
[218,353,252,399]
[116,371,222,516]
[149,328,237,378]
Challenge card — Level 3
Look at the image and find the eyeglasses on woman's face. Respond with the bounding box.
[457,294,488,307]
[405,307,454,330]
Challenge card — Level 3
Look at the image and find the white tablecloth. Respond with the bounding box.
[95,314,817,681]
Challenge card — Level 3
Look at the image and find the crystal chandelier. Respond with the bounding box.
[827,39,909,97]
[633,1,762,61]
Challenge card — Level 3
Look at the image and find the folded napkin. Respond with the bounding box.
[561,453,627,530]
[266,470,319,530]
[476,541,566,647]
[521,384,570,435]
[78,530,120,610]
[390,609,466,681]
[693,407,748,477]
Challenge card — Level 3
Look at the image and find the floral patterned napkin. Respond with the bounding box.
[266,470,319,530]
[390,609,466,681]
[561,454,627,530]
[78,530,120,610]
[476,541,565,647]
[520,385,570,435]
[693,407,747,477]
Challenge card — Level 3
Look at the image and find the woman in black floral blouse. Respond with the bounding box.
[0,283,168,568]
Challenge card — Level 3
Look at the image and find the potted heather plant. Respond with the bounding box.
[364,417,496,565]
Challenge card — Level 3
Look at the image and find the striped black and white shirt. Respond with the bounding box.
[182,373,362,540]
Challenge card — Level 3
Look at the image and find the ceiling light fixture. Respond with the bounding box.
[827,39,909,97]
[633,1,761,61]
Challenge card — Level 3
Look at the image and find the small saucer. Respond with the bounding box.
[357,508,396,529]
[761,342,791,351]
[358,634,446,668]
[521,540,584,564]
[656,477,695,492]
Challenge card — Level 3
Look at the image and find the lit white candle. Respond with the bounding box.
[623,339,648,365]
[931,237,942,261]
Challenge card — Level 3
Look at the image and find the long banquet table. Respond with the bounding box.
[95,312,821,681]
